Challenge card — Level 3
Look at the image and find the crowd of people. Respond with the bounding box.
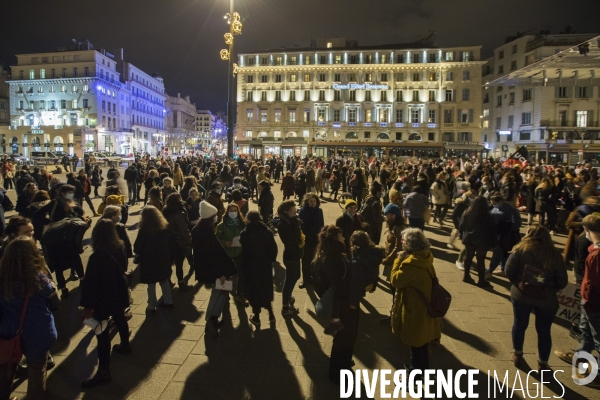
[0,151,599,398]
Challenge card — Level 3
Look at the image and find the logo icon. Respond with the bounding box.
[572,351,599,385]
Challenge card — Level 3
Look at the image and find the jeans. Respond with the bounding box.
[0,354,47,400]
[93,184,100,197]
[464,244,487,282]
[147,280,172,309]
[578,303,600,354]
[95,306,130,371]
[54,255,85,289]
[410,343,429,371]
[434,204,449,221]
[173,247,193,282]
[488,246,509,273]
[231,256,244,296]
[205,287,230,320]
[329,306,359,381]
[81,194,96,215]
[511,299,556,362]
[408,217,425,230]
[127,181,138,204]
[282,258,301,305]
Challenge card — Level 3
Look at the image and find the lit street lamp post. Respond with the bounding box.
[220,0,242,159]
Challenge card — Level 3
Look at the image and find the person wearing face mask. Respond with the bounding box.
[185,188,202,226]
[193,201,238,338]
[486,194,522,280]
[34,184,87,298]
[216,203,247,305]
[335,199,369,252]
[226,177,249,202]
[206,181,225,223]
[101,205,133,258]
[0,216,35,259]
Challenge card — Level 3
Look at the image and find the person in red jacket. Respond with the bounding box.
[579,214,600,358]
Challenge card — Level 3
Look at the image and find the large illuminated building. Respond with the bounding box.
[235,36,485,160]
[481,31,599,164]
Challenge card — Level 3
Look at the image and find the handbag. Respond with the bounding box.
[412,269,452,318]
[0,297,29,364]
[315,289,334,320]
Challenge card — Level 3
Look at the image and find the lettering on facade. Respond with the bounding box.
[332,83,390,90]
[445,142,481,146]
[29,129,44,134]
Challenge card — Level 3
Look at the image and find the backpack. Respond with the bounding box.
[518,264,549,300]
[311,257,331,297]
[412,269,452,318]
[349,174,358,187]
[0,190,13,212]
[40,217,89,248]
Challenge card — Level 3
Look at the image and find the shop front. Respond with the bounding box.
[307,141,442,160]
[444,142,485,160]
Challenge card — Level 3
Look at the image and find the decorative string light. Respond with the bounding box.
[224,33,233,45]
[232,63,239,76]
[220,49,230,60]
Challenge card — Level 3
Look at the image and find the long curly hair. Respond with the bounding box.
[139,205,168,235]
[313,225,346,264]
[0,237,51,300]
[92,219,124,253]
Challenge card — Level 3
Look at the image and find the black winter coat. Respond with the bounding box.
[134,228,173,284]
[192,220,237,284]
[80,246,129,310]
[349,247,385,307]
[273,214,303,261]
[240,223,278,308]
[459,214,497,249]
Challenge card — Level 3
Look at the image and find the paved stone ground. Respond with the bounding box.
[5,166,599,399]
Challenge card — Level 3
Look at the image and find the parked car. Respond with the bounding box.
[53,151,71,158]
[29,151,60,165]
[1,154,29,165]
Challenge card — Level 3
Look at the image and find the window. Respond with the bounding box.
[50,69,55,78]
[463,71,470,81]
[334,90,341,101]
[260,91,267,101]
[365,73,373,82]
[428,132,435,140]
[246,109,253,122]
[39,100,45,110]
[483,109,489,117]
[246,75,254,83]
[429,53,437,63]
[579,87,589,98]
[395,110,403,123]
[381,54,387,63]
[349,91,356,101]
[247,91,254,101]
[72,99,78,109]
[523,89,532,101]
[316,108,326,122]
[428,110,436,123]
[289,109,296,123]
[304,90,310,101]
[274,109,281,122]
[365,91,371,101]
[381,91,388,102]
[333,110,340,122]
[318,90,325,101]
[348,109,356,123]
[512,44,517,54]
[412,91,419,102]
[412,73,420,82]
[261,57,268,65]
[577,111,588,127]
[379,109,388,122]
[558,87,567,98]
[275,91,282,101]
[509,92,515,104]
[445,90,454,101]
[334,74,341,81]
[40,69,45,79]
[520,131,531,141]
[510,61,517,71]
[364,132,371,139]
[396,91,403,102]
[305,56,311,65]
[444,109,453,123]
[245,130,252,138]
[29,69,34,79]
[83,99,88,108]
[381,73,388,81]
[275,57,282,66]
[335,55,341,64]
[428,90,436,102]
[522,112,532,125]
[247,57,255,65]
[304,73,310,82]
[365,110,372,122]
[365,55,372,64]
[495,117,501,129]
[289,91,296,101]
[559,110,567,126]
[261,75,268,83]
[275,74,282,83]
[62,68,67,78]
[304,109,310,122]
[61,100,66,109]
[102,100,106,111]
[508,115,514,128]
[260,110,268,122]
[318,73,326,82]
[395,132,402,140]
[350,55,358,64]
[445,51,454,61]
[458,132,472,141]
[498,50,504,59]
[411,109,421,123]
[349,73,356,81]
[497,95,502,106]
[498,65,504,74]
[462,89,470,101]
[413,53,420,63]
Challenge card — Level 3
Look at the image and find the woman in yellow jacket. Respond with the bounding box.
[390,228,441,372]
[172,163,184,191]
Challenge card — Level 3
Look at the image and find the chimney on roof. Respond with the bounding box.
[185,95,190,102]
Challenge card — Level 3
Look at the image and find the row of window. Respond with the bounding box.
[245,107,474,124]
[494,112,534,129]
[243,130,473,142]
[17,99,88,111]
[246,71,471,84]
[485,86,598,105]
[17,84,117,98]
[129,72,164,94]
[242,50,474,66]
[245,89,470,102]
[131,114,164,129]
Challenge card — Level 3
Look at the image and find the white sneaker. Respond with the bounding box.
[550,231,555,236]
[447,244,457,250]
[455,261,465,270]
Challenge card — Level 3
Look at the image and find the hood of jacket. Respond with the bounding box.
[105,194,125,205]
[403,249,434,270]
[31,200,51,209]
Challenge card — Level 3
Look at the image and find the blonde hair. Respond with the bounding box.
[139,205,168,234]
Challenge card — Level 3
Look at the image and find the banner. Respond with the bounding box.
[503,146,529,168]
[555,283,581,324]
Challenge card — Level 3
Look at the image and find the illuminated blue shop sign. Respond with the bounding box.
[332,83,389,90]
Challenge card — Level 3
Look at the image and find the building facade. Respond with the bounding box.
[0,64,9,126]
[165,93,196,154]
[235,37,485,160]
[196,109,216,150]
[7,40,131,156]
[482,32,599,164]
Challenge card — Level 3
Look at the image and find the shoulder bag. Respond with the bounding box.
[412,269,451,318]
[0,297,29,364]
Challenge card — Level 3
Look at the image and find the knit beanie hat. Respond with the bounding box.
[384,203,402,217]
[200,201,218,219]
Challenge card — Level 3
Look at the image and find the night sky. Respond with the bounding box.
[1,0,597,114]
